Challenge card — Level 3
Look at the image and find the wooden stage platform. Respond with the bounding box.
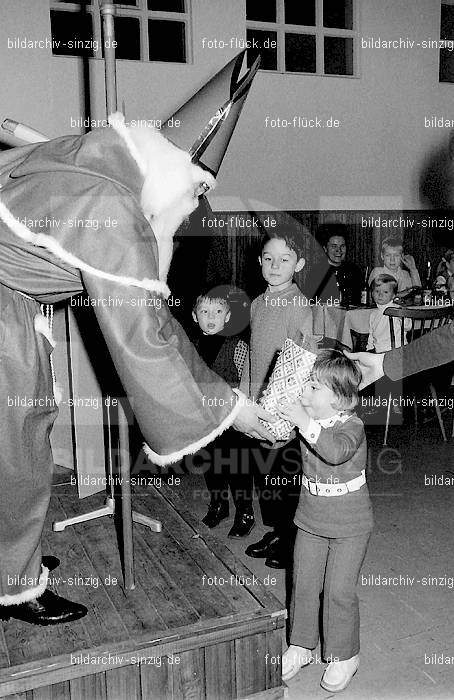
[0,479,286,700]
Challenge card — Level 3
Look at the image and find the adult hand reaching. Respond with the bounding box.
[344,350,385,389]
[232,391,276,443]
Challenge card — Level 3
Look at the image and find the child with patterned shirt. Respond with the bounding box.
[277,350,373,693]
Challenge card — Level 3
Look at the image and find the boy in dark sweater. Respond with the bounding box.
[240,232,313,568]
[191,290,254,537]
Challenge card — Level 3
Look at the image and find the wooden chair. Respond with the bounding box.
[383,305,454,445]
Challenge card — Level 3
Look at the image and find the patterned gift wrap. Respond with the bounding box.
[259,338,317,440]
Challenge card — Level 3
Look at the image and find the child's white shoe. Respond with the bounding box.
[282,645,313,682]
[320,654,359,692]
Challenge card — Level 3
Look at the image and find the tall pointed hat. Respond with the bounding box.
[161,50,261,176]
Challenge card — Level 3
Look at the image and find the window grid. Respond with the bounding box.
[440,1,454,82]
[246,0,359,77]
[49,0,191,63]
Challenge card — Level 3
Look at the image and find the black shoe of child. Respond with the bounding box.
[42,556,60,572]
[245,531,281,558]
[265,537,293,569]
[265,547,289,569]
[202,500,229,529]
[228,509,255,538]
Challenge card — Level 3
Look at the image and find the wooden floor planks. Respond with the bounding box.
[0,479,282,676]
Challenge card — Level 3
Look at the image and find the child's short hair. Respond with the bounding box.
[311,349,361,411]
[193,289,230,313]
[261,232,305,261]
[372,273,398,293]
[381,236,403,252]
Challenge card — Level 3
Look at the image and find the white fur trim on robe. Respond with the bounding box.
[108,112,148,176]
[143,389,243,466]
[0,198,170,298]
[0,566,48,606]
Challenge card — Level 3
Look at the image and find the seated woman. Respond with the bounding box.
[304,224,362,306]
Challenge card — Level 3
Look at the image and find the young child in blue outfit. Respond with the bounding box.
[277,350,374,693]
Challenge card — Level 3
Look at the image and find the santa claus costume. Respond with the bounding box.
[0,51,262,624]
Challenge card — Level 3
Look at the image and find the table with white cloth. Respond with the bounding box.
[313,304,374,349]
[312,303,453,349]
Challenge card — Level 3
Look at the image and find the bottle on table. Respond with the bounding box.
[336,269,348,307]
[360,266,370,306]
[423,260,432,305]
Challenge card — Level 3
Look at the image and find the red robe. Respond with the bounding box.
[0,127,239,602]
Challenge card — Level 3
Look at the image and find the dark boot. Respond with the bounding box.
[265,545,290,569]
[42,555,60,572]
[0,589,87,626]
[265,531,295,569]
[245,531,281,558]
[202,499,229,528]
[228,507,255,538]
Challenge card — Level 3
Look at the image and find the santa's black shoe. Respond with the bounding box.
[0,590,87,625]
[42,556,60,572]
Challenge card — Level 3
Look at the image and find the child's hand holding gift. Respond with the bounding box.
[277,399,310,433]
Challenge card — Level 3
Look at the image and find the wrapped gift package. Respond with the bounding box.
[259,338,317,440]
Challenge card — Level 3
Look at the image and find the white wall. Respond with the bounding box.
[1,0,453,210]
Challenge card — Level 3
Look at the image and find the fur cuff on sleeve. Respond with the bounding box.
[143,389,243,466]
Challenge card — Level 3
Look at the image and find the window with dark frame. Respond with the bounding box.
[246,0,356,76]
[440,1,454,82]
[49,0,190,62]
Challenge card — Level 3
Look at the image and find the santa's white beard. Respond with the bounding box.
[150,197,196,281]
[126,124,215,281]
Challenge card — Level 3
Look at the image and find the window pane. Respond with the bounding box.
[284,0,315,26]
[246,0,276,23]
[440,4,454,80]
[148,0,185,10]
[113,16,141,59]
[50,10,94,56]
[324,36,353,75]
[440,48,454,81]
[149,19,186,62]
[285,33,316,72]
[323,0,353,29]
[441,2,454,39]
[246,29,277,70]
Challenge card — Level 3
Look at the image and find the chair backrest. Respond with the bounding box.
[384,305,454,349]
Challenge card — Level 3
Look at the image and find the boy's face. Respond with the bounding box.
[300,378,339,420]
[259,238,305,292]
[324,235,346,266]
[372,281,395,305]
[193,300,231,335]
[382,245,402,272]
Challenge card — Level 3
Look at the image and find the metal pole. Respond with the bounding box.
[99,0,117,115]
[118,399,135,590]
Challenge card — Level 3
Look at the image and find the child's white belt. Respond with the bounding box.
[302,470,366,497]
